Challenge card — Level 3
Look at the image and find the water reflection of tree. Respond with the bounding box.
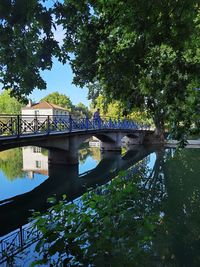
[30,148,200,266]
[0,148,24,180]
[155,148,200,266]
[78,146,101,164]
[89,147,101,161]
[78,147,93,164]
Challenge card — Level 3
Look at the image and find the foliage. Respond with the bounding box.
[78,144,101,164]
[0,147,24,179]
[41,147,48,156]
[56,0,200,139]
[42,92,91,117]
[31,163,161,266]
[31,147,200,266]
[74,102,92,117]
[90,95,123,118]
[0,0,59,101]
[89,146,101,162]
[0,90,23,114]
[1,0,200,139]
[41,91,73,110]
[78,146,93,164]
[91,95,153,125]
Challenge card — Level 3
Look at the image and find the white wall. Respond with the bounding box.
[22,146,48,174]
[22,108,69,118]
[21,108,53,117]
[21,108,69,131]
[53,109,69,116]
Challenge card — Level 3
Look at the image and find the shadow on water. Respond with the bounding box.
[28,148,200,267]
[0,145,155,237]
[1,146,200,266]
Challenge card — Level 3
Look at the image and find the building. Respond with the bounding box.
[89,136,100,147]
[21,100,70,132]
[21,100,70,118]
[22,146,48,179]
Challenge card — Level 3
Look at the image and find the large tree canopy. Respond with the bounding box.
[0,0,200,139]
[56,0,200,139]
[0,0,59,100]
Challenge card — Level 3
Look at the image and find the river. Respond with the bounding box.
[0,144,199,266]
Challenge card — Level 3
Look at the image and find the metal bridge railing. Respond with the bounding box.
[0,224,40,264]
[0,115,152,138]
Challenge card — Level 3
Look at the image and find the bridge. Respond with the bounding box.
[0,114,158,164]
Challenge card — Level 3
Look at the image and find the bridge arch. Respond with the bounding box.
[0,128,156,164]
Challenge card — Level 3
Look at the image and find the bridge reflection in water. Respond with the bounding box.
[0,144,155,264]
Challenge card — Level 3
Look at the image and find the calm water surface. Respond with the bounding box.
[0,145,199,266]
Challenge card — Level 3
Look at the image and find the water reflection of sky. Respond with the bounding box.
[0,146,157,202]
[0,146,100,202]
[146,152,156,169]
[0,171,48,201]
[78,156,99,175]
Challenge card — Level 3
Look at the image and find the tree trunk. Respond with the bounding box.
[154,117,165,143]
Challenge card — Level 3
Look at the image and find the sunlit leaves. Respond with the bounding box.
[0,0,199,139]
[58,0,200,139]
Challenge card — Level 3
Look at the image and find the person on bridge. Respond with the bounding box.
[93,108,101,126]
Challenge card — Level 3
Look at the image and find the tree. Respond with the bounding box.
[91,95,153,125]
[0,90,23,114]
[0,147,24,179]
[56,0,200,140]
[1,1,199,140]
[41,91,73,110]
[0,0,59,100]
[74,102,92,117]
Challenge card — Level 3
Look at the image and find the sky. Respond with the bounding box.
[30,58,90,107]
[30,0,91,107]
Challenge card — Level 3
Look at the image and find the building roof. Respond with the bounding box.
[22,101,69,111]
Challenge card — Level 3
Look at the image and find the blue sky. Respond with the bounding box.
[30,58,90,107]
[0,0,90,107]
[30,0,91,106]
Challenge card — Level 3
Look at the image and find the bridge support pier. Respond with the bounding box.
[48,149,79,165]
[100,141,121,152]
[99,132,122,152]
[123,134,145,146]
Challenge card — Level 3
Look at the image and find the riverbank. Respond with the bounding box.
[165,139,200,148]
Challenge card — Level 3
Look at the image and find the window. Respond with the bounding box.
[35,161,41,168]
[33,147,41,153]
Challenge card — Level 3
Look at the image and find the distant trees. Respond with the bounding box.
[0,90,23,114]
[41,92,73,110]
[41,92,91,117]
[74,102,92,117]
[0,148,24,180]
